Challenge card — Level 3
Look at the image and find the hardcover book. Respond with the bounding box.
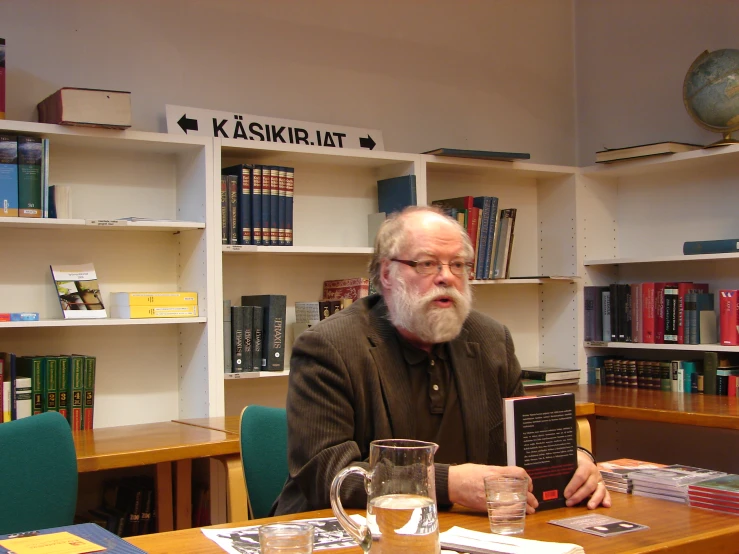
[503,392,577,510]
[17,135,42,218]
[240,294,286,371]
[50,263,107,319]
[0,38,4,120]
[377,175,416,215]
[0,134,18,216]
[595,142,701,163]
[520,367,581,382]
[422,148,531,161]
[322,278,370,301]
[83,355,96,430]
[684,238,739,255]
[223,300,232,373]
[222,164,252,245]
[37,87,132,128]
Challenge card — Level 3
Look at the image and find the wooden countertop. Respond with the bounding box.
[73,421,239,472]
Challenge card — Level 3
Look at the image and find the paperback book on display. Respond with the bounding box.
[628,465,726,503]
[50,263,107,319]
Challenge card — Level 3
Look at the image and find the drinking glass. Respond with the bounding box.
[484,475,528,535]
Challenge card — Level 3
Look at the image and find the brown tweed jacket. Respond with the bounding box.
[272,294,523,516]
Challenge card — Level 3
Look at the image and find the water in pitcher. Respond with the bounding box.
[367,493,439,554]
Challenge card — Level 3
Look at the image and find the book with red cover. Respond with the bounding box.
[719,290,738,345]
[322,278,370,301]
[641,283,656,343]
[37,87,131,128]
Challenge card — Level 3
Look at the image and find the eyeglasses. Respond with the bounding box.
[391,258,473,276]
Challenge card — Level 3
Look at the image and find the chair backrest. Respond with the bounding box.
[0,412,78,533]
[239,405,288,519]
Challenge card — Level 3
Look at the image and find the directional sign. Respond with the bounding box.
[165,104,384,151]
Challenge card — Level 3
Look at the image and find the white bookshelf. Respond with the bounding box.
[579,145,739,355]
[423,155,580,372]
[0,121,220,428]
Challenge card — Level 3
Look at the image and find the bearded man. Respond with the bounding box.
[272,206,609,515]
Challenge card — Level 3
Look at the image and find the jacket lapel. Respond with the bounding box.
[367,301,416,439]
[449,331,489,464]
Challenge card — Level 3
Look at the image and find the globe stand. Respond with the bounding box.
[704,131,739,148]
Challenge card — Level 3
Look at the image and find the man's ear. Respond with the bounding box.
[380,259,393,291]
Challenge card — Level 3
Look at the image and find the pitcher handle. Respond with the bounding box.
[330,465,373,552]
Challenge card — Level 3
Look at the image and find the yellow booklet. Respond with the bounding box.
[0,532,105,554]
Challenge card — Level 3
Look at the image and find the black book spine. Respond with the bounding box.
[241,295,287,371]
[231,306,244,372]
[664,285,679,343]
[252,306,264,371]
[241,305,253,372]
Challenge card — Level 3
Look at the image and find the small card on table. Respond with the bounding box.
[548,514,649,537]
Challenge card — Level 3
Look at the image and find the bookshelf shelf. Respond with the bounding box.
[471,276,579,285]
[584,253,739,266]
[0,217,205,232]
[584,342,739,353]
[224,369,290,380]
[0,317,207,328]
[222,245,373,255]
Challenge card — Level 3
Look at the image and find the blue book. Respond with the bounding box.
[259,165,271,246]
[251,165,263,245]
[377,175,416,215]
[268,166,279,245]
[285,167,294,246]
[0,134,18,217]
[222,164,252,245]
[0,523,147,554]
[277,167,287,246]
[472,196,496,280]
[683,239,739,255]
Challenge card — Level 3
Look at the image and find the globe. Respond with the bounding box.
[683,48,739,147]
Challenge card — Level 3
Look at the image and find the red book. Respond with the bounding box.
[720,290,739,346]
[728,375,738,397]
[322,278,370,301]
[466,207,481,276]
[642,283,656,343]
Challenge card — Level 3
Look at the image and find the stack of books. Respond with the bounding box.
[521,367,580,388]
[687,474,739,515]
[627,465,726,503]
[596,459,666,494]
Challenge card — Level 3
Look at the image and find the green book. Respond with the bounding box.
[42,356,59,412]
[17,135,42,217]
[703,352,718,395]
[17,356,44,415]
[83,355,96,430]
[57,355,70,421]
[68,355,85,430]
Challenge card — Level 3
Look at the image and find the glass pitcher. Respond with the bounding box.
[330,439,439,554]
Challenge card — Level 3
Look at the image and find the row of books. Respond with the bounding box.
[221,164,294,246]
[587,352,739,396]
[595,457,739,516]
[583,283,739,345]
[0,134,49,217]
[79,476,156,537]
[0,352,96,429]
[223,294,286,373]
[432,196,517,281]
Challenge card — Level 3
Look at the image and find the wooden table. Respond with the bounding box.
[127,492,739,554]
[73,421,239,532]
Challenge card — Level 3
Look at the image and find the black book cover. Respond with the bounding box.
[222,164,252,245]
[240,295,286,371]
[231,306,244,372]
[503,392,577,510]
[252,306,264,371]
[609,284,619,342]
[240,305,254,372]
[663,285,679,343]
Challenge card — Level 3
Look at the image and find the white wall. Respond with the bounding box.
[575,0,739,166]
[0,0,576,164]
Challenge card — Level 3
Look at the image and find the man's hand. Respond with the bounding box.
[564,450,612,509]
[448,464,539,514]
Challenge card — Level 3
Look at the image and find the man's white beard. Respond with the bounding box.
[386,274,472,344]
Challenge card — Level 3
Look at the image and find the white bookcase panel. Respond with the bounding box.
[0,122,219,428]
[218,138,420,248]
[0,326,183,428]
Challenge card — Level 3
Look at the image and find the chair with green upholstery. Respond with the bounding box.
[0,412,78,533]
[239,405,288,519]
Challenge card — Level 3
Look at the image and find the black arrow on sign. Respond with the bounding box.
[359,135,376,150]
[178,114,199,134]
